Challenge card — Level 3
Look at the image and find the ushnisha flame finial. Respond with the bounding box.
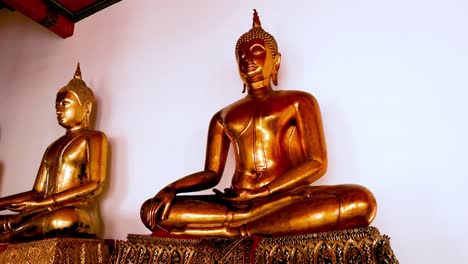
[252,9,261,28]
[74,62,82,80]
[58,63,95,105]
[235,9,279,61]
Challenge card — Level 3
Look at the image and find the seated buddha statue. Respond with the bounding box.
[141,10,377,237]
[0,64,108,242]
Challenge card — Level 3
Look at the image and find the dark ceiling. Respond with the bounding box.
[0,0,121,38]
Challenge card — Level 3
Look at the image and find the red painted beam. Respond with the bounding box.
[3,0,74,38]
[55,0,97,12]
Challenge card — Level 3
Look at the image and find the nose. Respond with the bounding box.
[241,57,254,68]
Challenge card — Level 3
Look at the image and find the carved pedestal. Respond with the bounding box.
[254,227,398,264]
[110,226,398,264]
[0,238,111,263]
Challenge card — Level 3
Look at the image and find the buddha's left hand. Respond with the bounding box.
[213,187,270,203]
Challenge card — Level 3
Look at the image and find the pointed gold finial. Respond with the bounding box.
[252,9,261,28]
[74,62,82,79]
[236,9,278,61]
[59,62,95,105]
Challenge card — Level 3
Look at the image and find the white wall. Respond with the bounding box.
[1,1,467,262]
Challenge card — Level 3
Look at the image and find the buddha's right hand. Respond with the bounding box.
[149,186,176,223]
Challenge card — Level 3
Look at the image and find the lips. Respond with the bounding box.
[242,63,257,73]
[247,64,257,71]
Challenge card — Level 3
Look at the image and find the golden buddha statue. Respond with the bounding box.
[141,10,377,237]
[0,64,108,242]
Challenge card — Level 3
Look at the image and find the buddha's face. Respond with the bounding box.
[56,90,87,129]
[237,38,277,85]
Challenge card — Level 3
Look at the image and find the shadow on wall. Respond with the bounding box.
[100,135,131,238]
[90,97,98,129]
[96,133,112,239]
[0,161,3,193]
[91,83,134,238]
[0,125,2,191]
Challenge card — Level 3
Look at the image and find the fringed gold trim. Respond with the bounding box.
[0,238,110,264]
[110,226,398,264]
[255,227,399,264]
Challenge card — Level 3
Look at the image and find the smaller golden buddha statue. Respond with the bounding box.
[141,10,377,237]
[0,64,108,242]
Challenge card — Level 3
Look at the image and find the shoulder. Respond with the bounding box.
[79,130,108,145]
[47,135,66,147]
[273,90,319,106]
[222,97,249,111]
[216,97,250,118]
[88,130,107,140]
[276,89,316,98]
[85,129,107,137]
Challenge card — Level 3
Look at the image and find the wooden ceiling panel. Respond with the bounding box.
[1,0,121,38]
[54,0,98,12]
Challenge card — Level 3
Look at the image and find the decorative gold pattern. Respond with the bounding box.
[197,237,255,263]
[110,227,398,264]
[110,235,198,264]
[0,238,110,263]
[255,227,398,264]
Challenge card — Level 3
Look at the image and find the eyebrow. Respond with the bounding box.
[56,98,73,104]
[250,44,265,49]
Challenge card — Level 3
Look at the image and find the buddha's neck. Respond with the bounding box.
[246,80,273,96]
[66,125,88,134]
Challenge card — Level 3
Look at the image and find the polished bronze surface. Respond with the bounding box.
[141,10,377,236]
[0,63,108,242]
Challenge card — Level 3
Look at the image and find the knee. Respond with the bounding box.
[340,185,377,226]
[43,208,94,234]
[357,185,377,224]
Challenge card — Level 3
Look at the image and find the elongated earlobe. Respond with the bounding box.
[83,101,92,127]
[272,72,278,86]
[272,53,281,86]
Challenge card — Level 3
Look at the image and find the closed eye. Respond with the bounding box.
[61,99,73,107]
[250,44,265,56]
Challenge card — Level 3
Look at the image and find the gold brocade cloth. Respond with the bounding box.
[110,226,398,264]
[0,238,111,263]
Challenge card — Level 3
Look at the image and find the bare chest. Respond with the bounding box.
[45,136,87,165]
[220,98,296,140]
[43,135,88,193]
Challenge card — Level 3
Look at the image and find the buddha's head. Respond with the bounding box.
[56,63,95,130]
[235,10,281,89]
